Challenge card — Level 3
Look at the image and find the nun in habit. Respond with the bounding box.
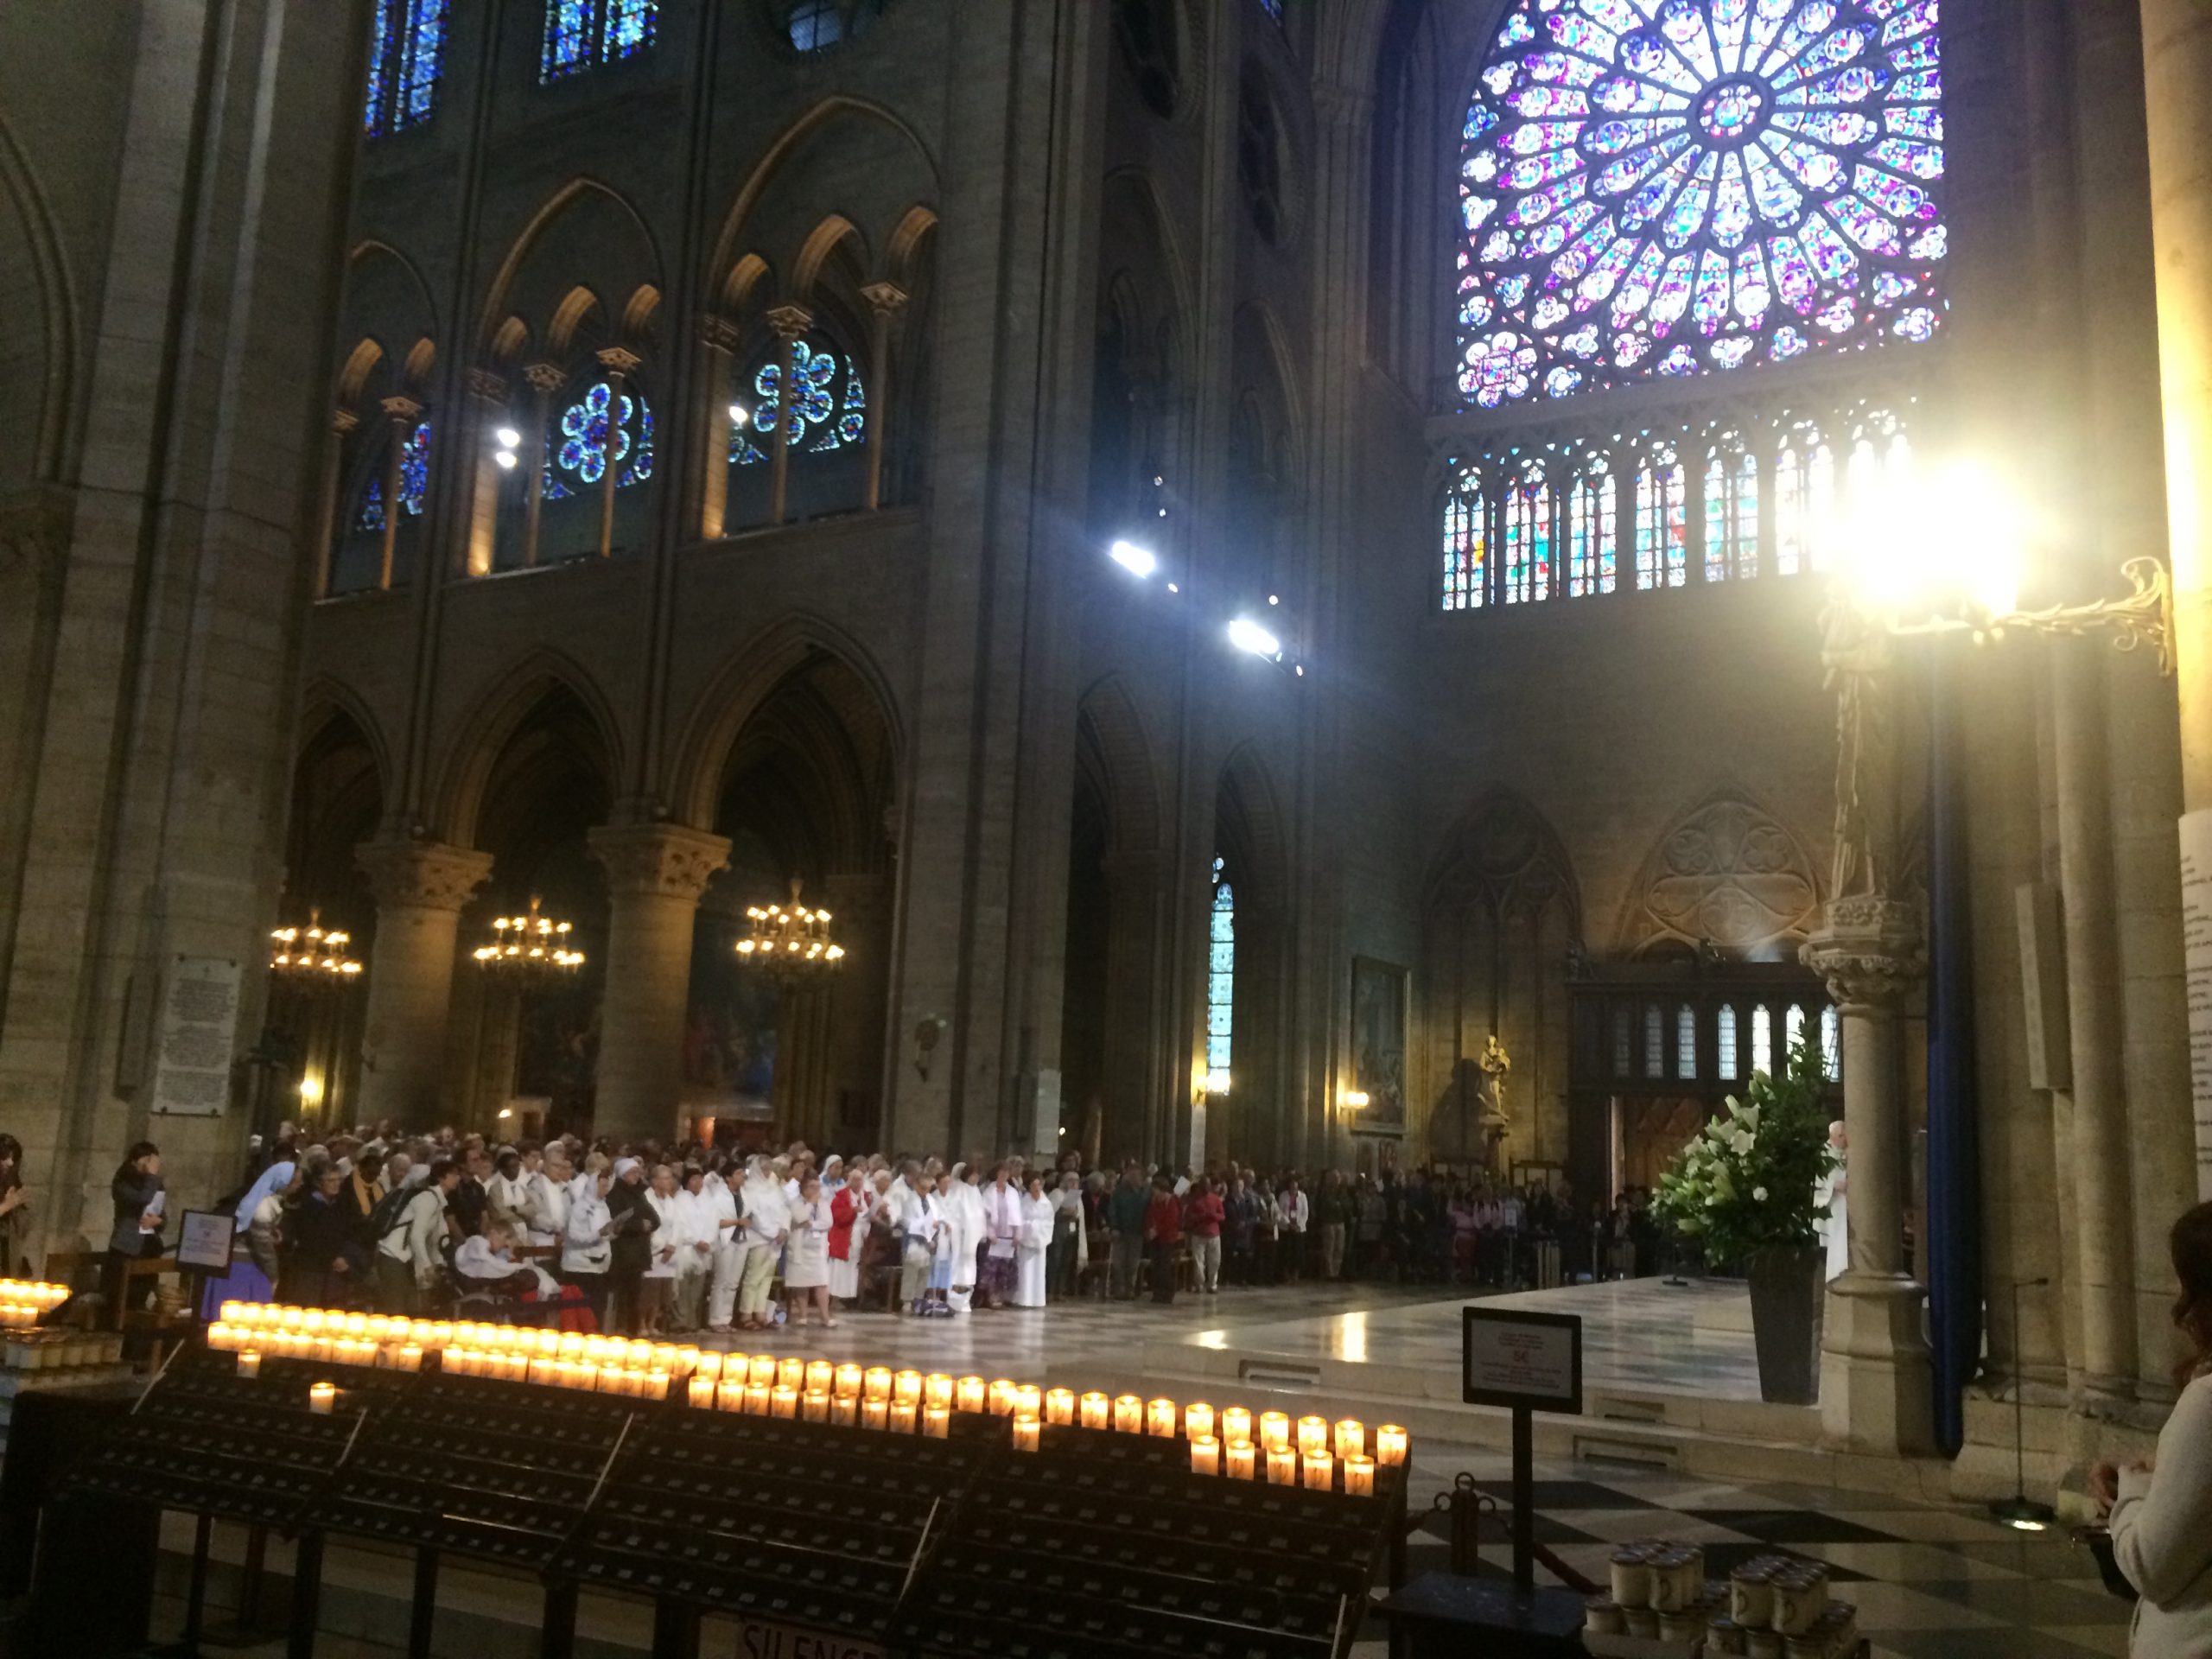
[1013,1173,1054,1309]
[943,1163,985,1314]
[201,1160,296,1315]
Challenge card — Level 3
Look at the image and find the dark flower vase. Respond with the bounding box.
[1746,1246,1826,1405]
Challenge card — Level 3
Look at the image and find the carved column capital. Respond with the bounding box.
[464,367,508,404]
[765,303,815,343]
[356,839,495,914]
[332,407,361,435]
[523,361,569,396]
[595,346,643,376]
[860,281,910,317]
[699,315,744,355]
[1802,895,1926,1013]
[379,395,424,423]
[588,823,731,903]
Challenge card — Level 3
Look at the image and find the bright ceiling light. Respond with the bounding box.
[493,450,518,470]
[1227,617,1281,658]
[728,403,748,427]
[494,427,522,449]
[1109,539,1158,578]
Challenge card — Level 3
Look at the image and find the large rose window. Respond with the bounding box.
[1457,0,1945,410]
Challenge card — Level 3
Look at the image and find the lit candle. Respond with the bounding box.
[302,1310,326,1336]
[543,1331,568,1359]
[1334,1420,1363,1462]
[237,1351,262,1378]
[749,1355,777,1389]
[1226,1440,1256,1481]
[745,1384,771,1415]
[1267,1446,1297,1486]
[397,1344,424,1375]
[864,1367,893,1403]
[580,1364,605,1393]
[1190,1435,1221,1476]
[923,1406,950,1440]
[832,1396,859,1427]
[429,1322,453,1351]
[651,1343,677,1373]
[988,1379,1016,1417]
[1303,1452,1334,1491]
[804,1390,830,1423]
[690,1376,716,1409]
[1298,1416,1330,1459]
[807,1360,834,1395]
[1147,1398,1178,1439]
[1080,1391,1110,1430]
[643,1372,670,1402]
[777,1357,805,1392]
[957,1376,988,1414]
[220,1300,244,1325]
[718,1380,745,1413]
[925,1373,955,1410]
[1185,1402,1216,1442]
[1344,1456,1376,1497]
[1260,1412,1291,1453]
[676,1346,701,1377]
[1012,1414,1041,1453]
[772,1384,799,1420]
[835,1363,863,1400]
[308,1382,337,1415]
[344,1313,367,1338]
[891,1369,921,1406]
[1114,1395,1144,1433]
[1376,1425,1408,1468]
[1045,1388,1076,1427]
[696,1351,722,1380]
[890,1402,918,1434]
[1014,1384,1041,1421]
[862,1399,889,1431]
[627,1340,654,1371]
[280,1307,305,1332]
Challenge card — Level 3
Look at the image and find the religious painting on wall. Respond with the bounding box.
[1351,957,1408,1135]
[683,907,779,1118]
[515,969,601,1134]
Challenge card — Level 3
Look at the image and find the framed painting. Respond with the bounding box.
[1350,957,1408,1135]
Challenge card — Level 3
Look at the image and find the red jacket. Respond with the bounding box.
[829,1185,861,1262]
[1144,1192,1184,1245]
[1184,1191,1224,1239]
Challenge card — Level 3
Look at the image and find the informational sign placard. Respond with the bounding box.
[2177,811,2212,1201]
[175,1209,237,1273]
[1463,1306,1583,1414]
[150,955,241,1117]
[736,1619,885,1659]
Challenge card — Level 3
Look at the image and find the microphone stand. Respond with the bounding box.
[1988,1277,2056,1531]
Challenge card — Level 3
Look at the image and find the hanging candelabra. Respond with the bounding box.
[268,908,364,990]
[735,880,847,986]
[472,895,585,981]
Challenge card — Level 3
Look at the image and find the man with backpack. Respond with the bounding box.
[374,1159,460,1315]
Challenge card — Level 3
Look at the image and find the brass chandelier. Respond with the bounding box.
[473,895,585,980]
[268,909,364,990]
[735,880,846,985]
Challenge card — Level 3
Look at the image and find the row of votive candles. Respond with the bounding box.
[1185,1435,1379,1496]
[0,1280,70,1326]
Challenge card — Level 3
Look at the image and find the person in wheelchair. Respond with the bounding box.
[451,1219,592,1331]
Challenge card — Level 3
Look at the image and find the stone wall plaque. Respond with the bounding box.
[150,955,241,1117]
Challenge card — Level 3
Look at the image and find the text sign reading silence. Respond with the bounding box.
[737,1622,885,1659]
[1462,1307,1583,1414]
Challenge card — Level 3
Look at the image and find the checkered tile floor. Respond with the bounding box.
[1360,1453,2131,1658]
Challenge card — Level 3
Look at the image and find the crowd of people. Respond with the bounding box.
[60,1119,1692,1339]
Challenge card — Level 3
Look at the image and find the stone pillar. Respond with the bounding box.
[594,347,639,559]
[1804,897,1936,1455]
[314,409,357,597]
[860,282,909,511]
[461,368,507,581]
[696,317,741,541]
[520,363,566,569]
[356,840,493,1128]
[763,305,812,526]
[376,397,423,590]
[2140,0,2212,1196]
[821,871,892,1147]
[588,823,729,1144]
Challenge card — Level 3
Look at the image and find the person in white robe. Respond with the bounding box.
[1816,1121,1849,1282]
[640,1165,683,1336]
[670,1166,716,1332]
[1013,1175,1054,1309]
[737,1158,789,1330]
[785,1176,835,1327]
[563,1167,615,1331]
[454,1224,562,1300]
[943,1163,985,1314]
[525,1144,571,1251]
[981,1166,1025,1308]
[486,1149,537,1244]
[702,1162,745,1332]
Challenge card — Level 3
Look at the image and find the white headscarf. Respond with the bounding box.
[233,1161,296,1233]
[613,1156,642,1180]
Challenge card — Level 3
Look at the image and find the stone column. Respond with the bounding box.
[376,396,423,590]
[1804,897,1936,1455]
[696,317,741,541]
[594,347,639,559]
[461,368,507,581]
[860,282,909,511]
[356,840,493,1127]
[314,408,357,597]
[821,871,892,1147]
[2141,0,2212,1196]
[520,363,567,569]
[763,304,813,526]
[588,823,729,1144]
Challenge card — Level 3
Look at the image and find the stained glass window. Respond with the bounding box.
[543,382,654,500]
[1751,1002,1773,1077]
[541,0,657,82]
[784,0,890,50]
[1257,0,1284,22]
[1820,1005,1840,1078]
[365,0,448,137]
[1612,1007,1632,1075]
[1443,474,1488,609]
[1644,1003,1664,1078]
[1567,454,1617,595]
[1785,1001,1807,1057]
[730,340,867,466]
[1633,440,1687,588]
[1703,433,1758,580]
[1501,456,1554,602]
[1717,1003,1738,1079]
[1772,417,1834,575]
[1677,1004,1698,1077]
[353,423,433,532]
[1455,0,1947,410]
[1207,857,1235,1085]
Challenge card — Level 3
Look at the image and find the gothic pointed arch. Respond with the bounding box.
[1615,785,1821,958]
[1075,675,1162,857]
[0,111,79,483]
[430,648,625,847]
[474,178,664,355]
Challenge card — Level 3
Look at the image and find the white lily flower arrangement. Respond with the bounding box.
[1651,1036,1839,1268]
